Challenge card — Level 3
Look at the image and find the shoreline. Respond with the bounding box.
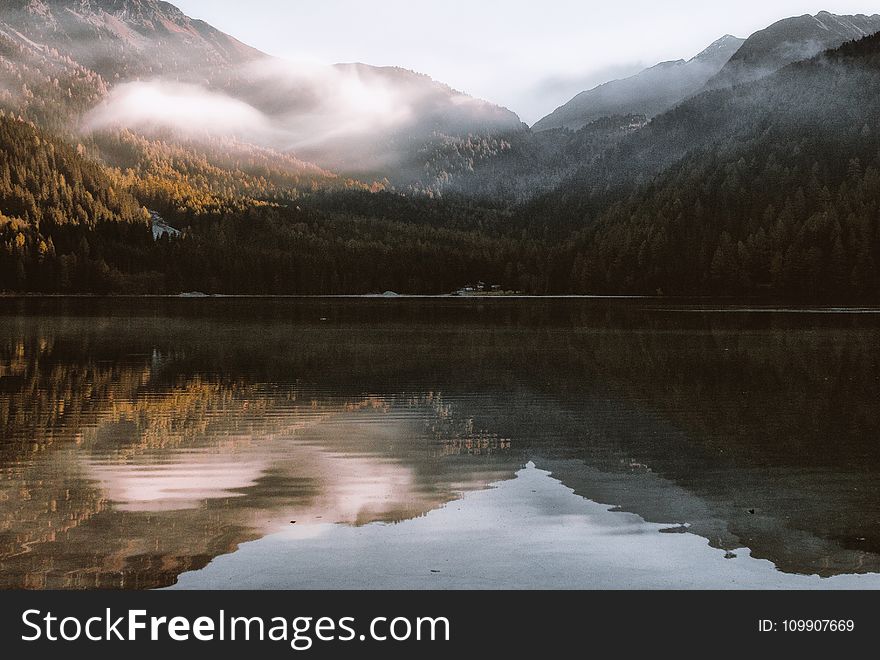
[1,293,880,312]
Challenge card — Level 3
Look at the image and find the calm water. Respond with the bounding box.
[1,297,880,590]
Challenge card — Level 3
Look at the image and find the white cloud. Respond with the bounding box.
[82,57,518,171]
[84,80,272,140]
[82,61,428,157]
[235,58,417,151]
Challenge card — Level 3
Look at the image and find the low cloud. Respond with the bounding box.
[236,58,417,151]
[82,56,520,172]
[84,80,274,142]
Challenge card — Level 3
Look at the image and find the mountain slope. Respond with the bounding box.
[0,112,156,291]
[0,25,108,131]
[250,62,525,174]
[533,35,744,132]
[540,32,880,297]
[396,115,647,202]
[0,108,545,296]
[0,0,263,81]
[704,11,880,90]
[0,0,524,178]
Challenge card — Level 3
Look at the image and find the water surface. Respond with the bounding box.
[1,297,879,589]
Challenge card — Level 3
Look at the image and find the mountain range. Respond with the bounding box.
[532,35,745,132]
[1,2,880,300]
[533,11,880,132]
[526,30,880,297]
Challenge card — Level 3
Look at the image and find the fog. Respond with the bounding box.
[84,81,273,141]
[83,57,521,171]
[234,58,419,150]
[84,65,412,147]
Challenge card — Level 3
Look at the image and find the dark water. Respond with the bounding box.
[1,297,880,590]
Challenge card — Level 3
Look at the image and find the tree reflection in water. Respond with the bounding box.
[1,297,879,588]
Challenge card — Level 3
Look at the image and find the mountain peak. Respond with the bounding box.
[705,11,880,90]
[691,34,745,63]
[533,34,743,132]
[1,0,265,81]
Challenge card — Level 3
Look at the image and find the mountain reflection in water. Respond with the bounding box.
[1,297,879,589]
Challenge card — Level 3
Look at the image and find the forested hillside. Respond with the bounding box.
[401,115,646,202]
[0,30,108,131]
[0,114,555,295]
[92,130,368,223]
[0,114,153,291]
[549,33,880,298]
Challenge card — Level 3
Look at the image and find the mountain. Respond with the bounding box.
[0,0,524,177]
[533,35,744,132]
[0,108,533,295]
[0,4,532,294]
[530,31,880,298]
[704,11,880,90]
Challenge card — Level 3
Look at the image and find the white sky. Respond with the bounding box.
[172,1,879,124]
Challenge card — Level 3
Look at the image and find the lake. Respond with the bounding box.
[1,297,879,590]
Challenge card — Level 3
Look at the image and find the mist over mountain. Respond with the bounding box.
[533,35,744,132]
[228,61,524,174]
[0,0,524,176]
[705,11,880,90]
[83,61,524,174]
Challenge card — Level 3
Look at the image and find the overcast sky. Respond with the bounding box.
[172,1,878,123]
